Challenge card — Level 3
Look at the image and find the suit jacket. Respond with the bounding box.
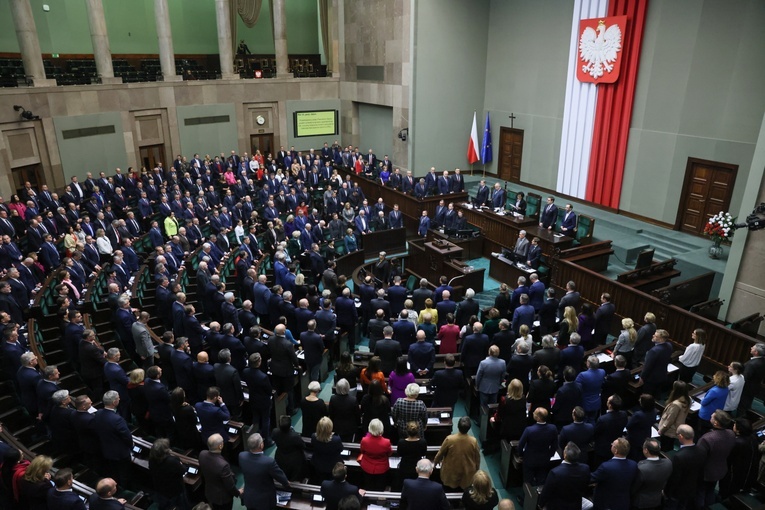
[47,489,86,510]
[641,342,673,388]
[321,480,360,510]
[591,458,639,510]
[559,421,594,451]
[743,356,765,397]
[195,400,231,442]
[538,461,591,510]
[408,341,436,375]
[590,411,626,460]
[491,188,506,208]
[664,444,706,499]
[144,378,173,422]
[88,495,125,510]
[575,368,606,412]
[460,333,490,372]
[551,382,583,427]
[392,319,416,352]
[238,451,290,510]
[632,457,672,508]
[558,291,581,317]
[374,338,402,375]
[540,203,559,229]
[519,422,558,468]
[593,301,615,344]
[214,363,244,410]
[93,408,132,460]
[400,477,449,510]
[475,356,506,394]
[16,365,41,415]
[199,450,241,505]
[431,368,464,408]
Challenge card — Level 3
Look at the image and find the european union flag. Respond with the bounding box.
[481,112,492,163]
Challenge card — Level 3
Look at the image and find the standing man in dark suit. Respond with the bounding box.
[321,463,363,510]
[412,278,433,313]
[47,468,86,510]
[374,326,402,375]
[93,391,133,487]
[103,348,131,418]
[633,312,657,365]
[538,442,591,510]
[301,320,325,382]
[214,349,244,420]
[239,433,290,510]
[631,438,672,510]
[539,196,559,230]
[430,354,464,409]
[334,288,358,353]
[663,425,705,510]
[594,395,629,465]
[739,342,765,415]
[408,330,436,378]
[519,407,558,485]
[195,386,231,444]
[593,293,615,345]
[491,183,506,209]
[269,324,300,416]
[551,366,583,429]
[559,204,577,236]
[474,180,490,206]
[242,353,273,446]
[460,322,489,377]
[638,329,673,398]
[590,437,639,510]
[199,433,242,510]
[558,281,581,318]
[144,365,174,438]
[400,459,449,510]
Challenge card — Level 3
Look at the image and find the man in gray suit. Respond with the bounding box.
[475,345,507,406]
[631,438,672,509]
[239,433,290,510]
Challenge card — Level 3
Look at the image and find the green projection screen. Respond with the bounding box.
[293,110,338,138]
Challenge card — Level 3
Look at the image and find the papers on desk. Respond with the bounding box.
[419,386,428,394]
[389,457,401,469]
[690,401,701,412]
[596,353,612,364]
[368,505,387,510]
[296,350,305,360]
[87,406,97,414]
[667,363,679,373]
[276,491,292,505]
[651,427,660,438]
[550,451,561,461]
[427,417,441,425]
[553,234,565,238]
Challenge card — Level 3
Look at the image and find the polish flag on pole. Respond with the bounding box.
[467,112,480,164]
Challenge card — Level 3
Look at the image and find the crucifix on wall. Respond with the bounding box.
[508,113,516,128]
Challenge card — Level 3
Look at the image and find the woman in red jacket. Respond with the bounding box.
[359,418,392,491]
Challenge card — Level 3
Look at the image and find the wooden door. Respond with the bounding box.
[250,134,274,158]
[11,164,42,195]
[139,144,165,171]
[675,158,738,235]
[498,127,523,182]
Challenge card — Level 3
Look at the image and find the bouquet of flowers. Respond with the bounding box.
[704,211,735,244]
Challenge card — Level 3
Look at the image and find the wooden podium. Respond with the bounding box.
[407,239,485,297]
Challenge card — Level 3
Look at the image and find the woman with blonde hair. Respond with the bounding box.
[310,416,343,483]
[359,418,392,490]
[462,470,499,510]
[558,306,579,348]
[612,317,638,368]
[128,368,149,430]
[492,379,527,441]
[418,298,438,326]
[16,454,52,509]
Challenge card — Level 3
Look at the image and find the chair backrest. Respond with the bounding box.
[526,193,542,219]
[406,275,417,293]
[576,215,595,242]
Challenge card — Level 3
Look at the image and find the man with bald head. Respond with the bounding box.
[88,478,126,509]
[199,433,242,510]
[193,351,216,400]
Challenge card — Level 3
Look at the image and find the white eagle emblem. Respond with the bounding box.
[579,20,622,79]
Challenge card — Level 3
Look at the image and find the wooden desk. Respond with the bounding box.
[429,228,484,259]
[456,203,575,257]
[425,240,464,263]
[407,239,485,296]
[489,254,536,285]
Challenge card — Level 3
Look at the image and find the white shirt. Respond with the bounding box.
[678,343,705,368]
[724,373,744,412]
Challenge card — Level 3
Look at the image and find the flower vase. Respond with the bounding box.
[708,240,724,259]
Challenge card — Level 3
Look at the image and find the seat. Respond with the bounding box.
[406,275,417,293]
[526,193,541,219]
[575,215,595,243]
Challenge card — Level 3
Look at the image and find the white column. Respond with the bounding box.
[215,0,238,79]
[9,0,56,87]
[272,0,289,77]
[154,0,181,81]
[85,0,121,84]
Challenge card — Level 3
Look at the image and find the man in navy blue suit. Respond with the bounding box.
[460,321,489,377]
[593,395,629,468]
[16,352,41,417]
[321,463,363,510]
[408,330,436,378]
[560,203,577,236]
[242,353,273,446]
[88,478,127,510]
[47,468,86,510]
[239,433,290,510]
[638,329,673,397]
[538,442,591,510]
[491,183,506,209]
[301,320,325,382]
[539,196,559,230]
[400,459,449,510]
[93,391,133,487]
[519,407,558,485]
[335,288,357,352]
[195,386,231,444]
[558,406,595,451]
[591,437,639,510]
[437,170,451,195]
[104,348,131,418]
[417,210,430,237]
[552,366,583,429]
[144,365,174,438]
